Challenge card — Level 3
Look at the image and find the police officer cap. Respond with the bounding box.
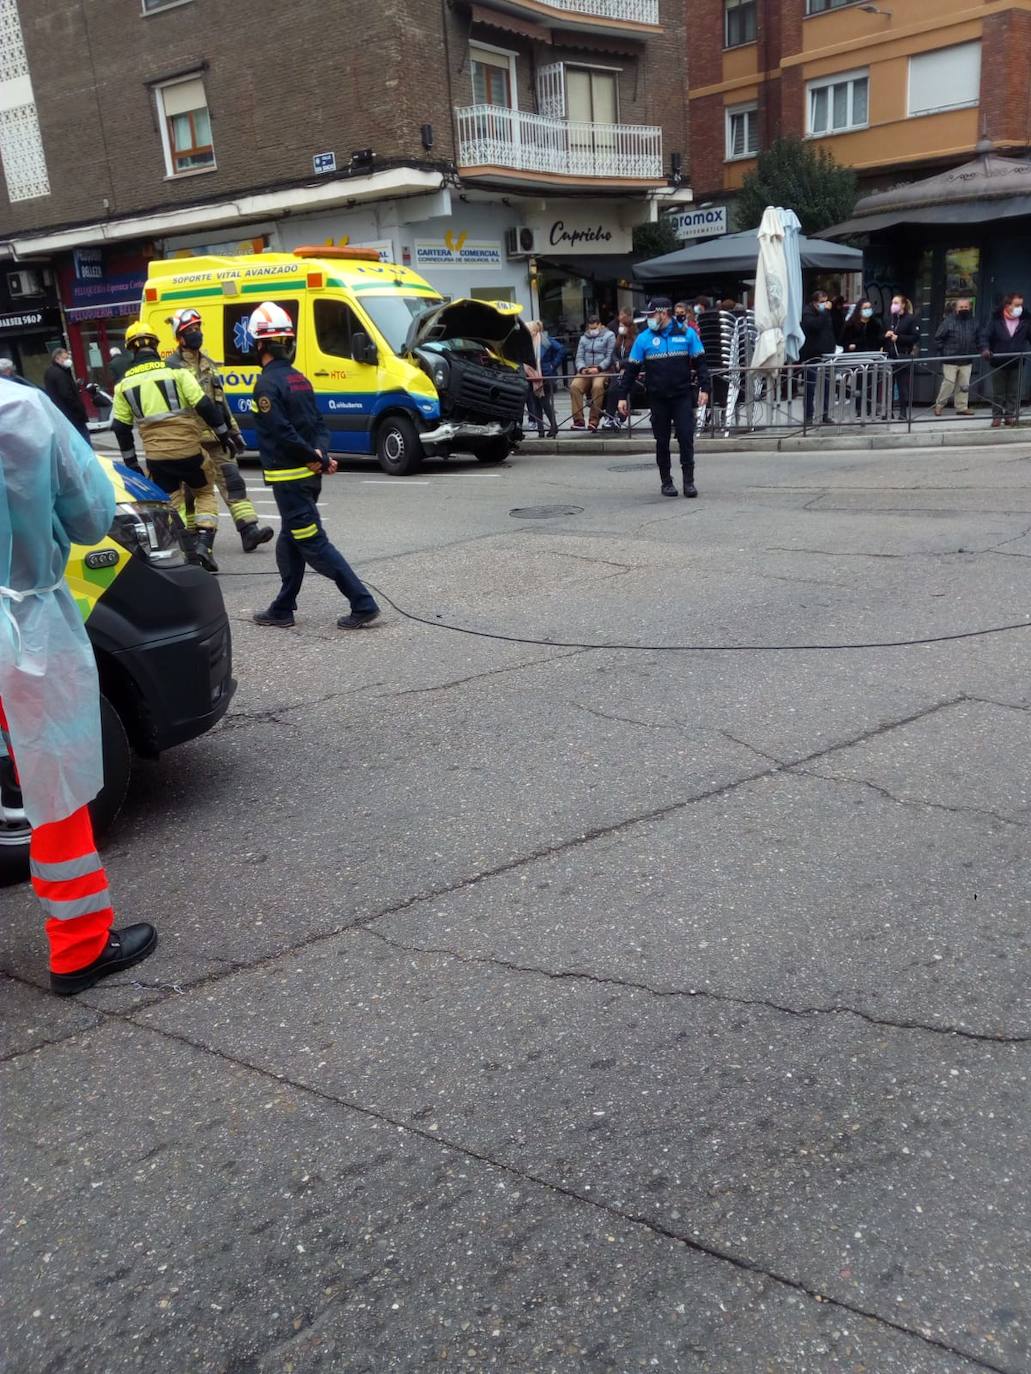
[646,297,672,312]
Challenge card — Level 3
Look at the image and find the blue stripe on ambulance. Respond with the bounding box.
[234,390,439,456]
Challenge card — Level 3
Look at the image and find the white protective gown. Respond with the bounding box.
[0,381,115,828]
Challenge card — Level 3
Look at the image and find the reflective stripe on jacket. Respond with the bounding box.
[112,357,207,459]
[168,348,240,444]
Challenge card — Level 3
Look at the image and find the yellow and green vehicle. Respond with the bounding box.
[0,456,235,881]
[140,247,533,475]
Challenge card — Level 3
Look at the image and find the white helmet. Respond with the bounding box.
[247,301,295,342]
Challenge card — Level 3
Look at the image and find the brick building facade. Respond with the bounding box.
[0,0,690,382]
[688,0,1031,207]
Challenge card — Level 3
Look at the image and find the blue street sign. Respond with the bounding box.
[313,151,337,176]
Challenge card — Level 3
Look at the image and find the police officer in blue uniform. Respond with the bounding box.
[247,302,379,630]
[618,296,710,498]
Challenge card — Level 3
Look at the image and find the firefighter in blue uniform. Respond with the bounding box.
[618,296,710,499]
[247,302,380,630]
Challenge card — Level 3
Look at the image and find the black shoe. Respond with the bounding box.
[50,924,158,997]
[661,481,677,497]
[537,427,546,438]
[195,530,219,573]
[683,483,698,498]
[546,427,558,439]
[337,609,381,630]
[240,521,274,553]
[253,607,295,628]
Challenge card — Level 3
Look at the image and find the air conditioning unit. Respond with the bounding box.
[8,269,43,298]
[505,226,538,259]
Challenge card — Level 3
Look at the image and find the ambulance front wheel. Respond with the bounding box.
[470,437,512,465]
[376,415,424,476]
[0,695,132,886]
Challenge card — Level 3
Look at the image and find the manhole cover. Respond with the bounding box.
[509,505,584,519]
[607,462,655,472]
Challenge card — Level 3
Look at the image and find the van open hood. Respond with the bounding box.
[404,298,535,367]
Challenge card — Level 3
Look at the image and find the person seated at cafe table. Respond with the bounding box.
[569,313,616,432]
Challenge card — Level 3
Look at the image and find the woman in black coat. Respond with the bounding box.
[882,294,919,418]
[841,299,884,352]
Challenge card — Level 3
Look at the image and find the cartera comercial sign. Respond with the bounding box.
[414,232,503,268]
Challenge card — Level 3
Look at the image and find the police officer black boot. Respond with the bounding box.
[239,520,274,553]
[660,475,677,497]
[681,462,698,499]
[195,528,219,573]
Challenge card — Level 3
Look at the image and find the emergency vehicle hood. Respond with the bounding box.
[404,299,535,368]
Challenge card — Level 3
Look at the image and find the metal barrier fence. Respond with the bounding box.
[533,354,1031,439]
[697,352,1031,437]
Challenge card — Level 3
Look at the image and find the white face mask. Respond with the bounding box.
[646,316,660,332]
[618,325,627,335]
[861,307,873,319]
[59,357,73,368]
[892,303,903,315]
[1011,305,1024,318]
[587,328,600,337]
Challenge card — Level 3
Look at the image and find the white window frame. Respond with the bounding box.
[141,0,195,14]
[907,41,981,118]
[469,41,519,110]
[725,102,758,160]
[806,68,869,137]
[154,73,216,179]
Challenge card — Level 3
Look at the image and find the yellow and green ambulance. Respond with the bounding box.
[139,247,533,475]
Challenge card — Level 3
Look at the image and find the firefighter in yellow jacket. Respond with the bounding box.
[111,321,236,572]
[167,308,273,554]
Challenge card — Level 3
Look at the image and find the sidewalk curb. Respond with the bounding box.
[517,427,1031,457]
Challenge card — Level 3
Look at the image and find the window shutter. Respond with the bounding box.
[536,63,565,119]
[161,77,207,117]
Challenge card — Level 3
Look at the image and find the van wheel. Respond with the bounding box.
[0,695,132,887]
[470,438,512,464]
[376,416,424,476]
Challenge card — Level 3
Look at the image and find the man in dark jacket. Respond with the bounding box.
[933,300,978,416]
[800,290,837,423]
[980,292,1030,427]
[43,346,91,442]
[247,301,378,631]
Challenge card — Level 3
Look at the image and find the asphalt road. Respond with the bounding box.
[4,439,1031,1373]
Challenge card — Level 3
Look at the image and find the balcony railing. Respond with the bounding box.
[537,0,660,23]
[456,105,663,180]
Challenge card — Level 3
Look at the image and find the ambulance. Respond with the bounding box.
[140,247,533,475]
[0,456,235,882]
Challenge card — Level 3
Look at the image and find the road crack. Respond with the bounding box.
[359,927,1031,1046]
[121,1015,1018,1374]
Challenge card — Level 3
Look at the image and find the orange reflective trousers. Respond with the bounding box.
[0,700,113,973]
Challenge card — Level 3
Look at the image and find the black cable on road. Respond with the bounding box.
[366,583,1031,654]
[216,573,1031,653]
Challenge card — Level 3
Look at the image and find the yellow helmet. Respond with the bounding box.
[125,320,159,349]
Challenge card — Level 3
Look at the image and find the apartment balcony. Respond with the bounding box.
[456,105,664,187]
[474,0,661,38]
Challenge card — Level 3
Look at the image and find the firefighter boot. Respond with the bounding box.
[240,520,275,553]
[681,462,698,499]
[195,528,219,573]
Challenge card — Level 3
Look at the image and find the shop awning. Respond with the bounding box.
[634,230,862,281]
[820,150,1031,238]
[535,252,640,283]
[821,193,1031,237]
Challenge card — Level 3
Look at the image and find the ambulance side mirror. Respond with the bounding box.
[351,332,377,367]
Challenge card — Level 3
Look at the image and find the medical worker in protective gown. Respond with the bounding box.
[0,380,157,995]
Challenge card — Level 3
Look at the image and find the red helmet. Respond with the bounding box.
[172,307,203,338]
[248,301,295,341]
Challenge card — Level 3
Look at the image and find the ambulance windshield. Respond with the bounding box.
[362,295,440,355]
